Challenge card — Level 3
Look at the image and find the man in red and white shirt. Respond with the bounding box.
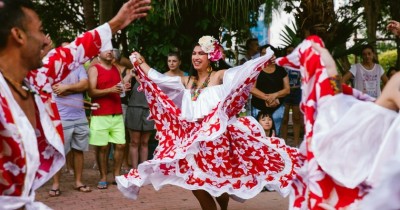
[0,0,151,209]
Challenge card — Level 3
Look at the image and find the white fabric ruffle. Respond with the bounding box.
[312,94,397,188]
[147,54,268,122]
[116,49,301,201]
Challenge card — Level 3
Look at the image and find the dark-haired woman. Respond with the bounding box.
[116,36,300,210]
[250,44,290,137]
[164,51,188,77]
[342,45,388,98]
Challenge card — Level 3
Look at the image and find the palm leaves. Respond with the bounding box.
[279,0,365,73]
[280,21,302,47]
[162,0,279,30]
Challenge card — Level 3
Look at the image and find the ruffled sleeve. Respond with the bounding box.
[223,48,274,91]
[219,49,274,119]
[147,68,185,108]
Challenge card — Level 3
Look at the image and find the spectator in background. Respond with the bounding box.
[250,44,290,137]
[88,48,127,189]
[50,41,92,196]
[386,66,399,80]
[165,50,188,76]
[239,38,259,65]
[125,72,155,169]
[280,45,303,146]
[239,39,259,116]
[113,48,133,172]
[257,110,276,137]
[342,44,388,98]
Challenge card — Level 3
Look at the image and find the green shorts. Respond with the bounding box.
[89,115,126,146]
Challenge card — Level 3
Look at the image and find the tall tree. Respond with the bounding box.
[82,0,97,30]
[126,0,280,70]
[362,0,382,48]
[34,0,86,45]
[34,0,280,68]
[389,0,400,68]
[280,0,366,73]
[99,0,113,24]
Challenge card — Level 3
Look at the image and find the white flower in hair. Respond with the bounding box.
[198,36,217,53]
[198,35,223,62]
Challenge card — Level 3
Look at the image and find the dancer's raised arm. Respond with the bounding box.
[108,0,151,34]
[310,42,338,77]
[130,51,152,75]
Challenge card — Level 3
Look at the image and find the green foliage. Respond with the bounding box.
[164,0,275,30]
[33,0,91,46]
[279,0,369,73]
[379,50,398,70]
[279,21,302,47]
[348,54,355,64]
[376,41,397,54]
[33,0,279,69]
[126,1,191,72]
[127,0,277,72]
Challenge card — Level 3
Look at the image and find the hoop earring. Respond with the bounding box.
[207,66,213,73]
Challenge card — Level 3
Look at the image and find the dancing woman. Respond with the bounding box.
[116,36,301,210]
[276,32,400,209]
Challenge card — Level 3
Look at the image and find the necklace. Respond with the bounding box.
[0,70,36,100]
[190,71,212,101]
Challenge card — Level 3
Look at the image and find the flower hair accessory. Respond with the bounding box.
[198,35,223,62]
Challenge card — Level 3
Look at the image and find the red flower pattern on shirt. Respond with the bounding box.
[276,36,374,209]
[0,27,103,197]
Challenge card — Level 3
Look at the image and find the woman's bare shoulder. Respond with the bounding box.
[181,75,190,88]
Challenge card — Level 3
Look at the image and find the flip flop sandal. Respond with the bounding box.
[48,189,61,197]
[97,181,108,189]
[74,185,92,192]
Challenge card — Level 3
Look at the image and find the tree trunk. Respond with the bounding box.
[82,0,97,30]
[389,0,400,68]
[362,0,381,48]
[99,0,113,24]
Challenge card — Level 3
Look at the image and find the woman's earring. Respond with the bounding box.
[207,66,213,73]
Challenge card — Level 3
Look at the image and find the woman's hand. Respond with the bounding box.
[123,82,132,92]
[387,20,400,37]
[264,93,278,104]
[265,55,276,66]
[129,51,151,76]
[130,51,145,65]
[265,98,279,108]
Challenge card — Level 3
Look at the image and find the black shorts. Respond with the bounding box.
[285,88,301,105]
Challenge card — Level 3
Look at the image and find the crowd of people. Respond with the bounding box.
[1,0,400,209]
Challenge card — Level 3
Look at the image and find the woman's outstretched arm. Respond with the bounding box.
[130,51,152,75]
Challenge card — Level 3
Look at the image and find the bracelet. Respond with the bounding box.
[137,57,144,65]
[329,75,342,94]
